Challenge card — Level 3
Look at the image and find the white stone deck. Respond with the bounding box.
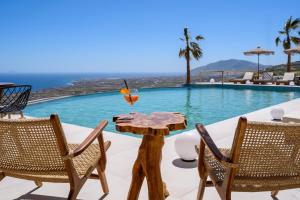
[1,98,300,199]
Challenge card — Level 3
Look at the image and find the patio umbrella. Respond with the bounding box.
[244,46,275,76]
[284,45,300,55]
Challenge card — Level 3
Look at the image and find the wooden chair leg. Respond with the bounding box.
[34,180,43,188]
[224,193,232,200]
[68,175,85,200]
[20,111,24,119]
[68,185,81,200]
[96,166,109,194]
[0,172,5,181]
[197,174,208,200]
[271,190,279,198]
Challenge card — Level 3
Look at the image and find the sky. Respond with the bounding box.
[0,0,300,73]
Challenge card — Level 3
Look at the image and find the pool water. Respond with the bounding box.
[25,86,300,135]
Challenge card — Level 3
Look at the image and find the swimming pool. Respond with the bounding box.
[25,85,300,135]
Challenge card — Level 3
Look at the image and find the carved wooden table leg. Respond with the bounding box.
[127,157,145,200]
[114,112,186,199]
[127,135,167,200]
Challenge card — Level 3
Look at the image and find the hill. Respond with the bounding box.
[265,61,300,75]
[191,59,268,75]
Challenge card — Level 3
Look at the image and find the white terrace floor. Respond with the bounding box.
[1,99,300,200]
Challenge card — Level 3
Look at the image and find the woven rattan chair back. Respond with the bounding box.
[0,115,110,199]
[0,85,31,114]
[231,120,300,179]
[196,118,300,200]
[0,118,67,172]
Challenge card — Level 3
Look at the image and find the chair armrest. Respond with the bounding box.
[65,120,108,159]
[196,123,237,168]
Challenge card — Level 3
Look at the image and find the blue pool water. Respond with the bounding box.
[25,85,300,135]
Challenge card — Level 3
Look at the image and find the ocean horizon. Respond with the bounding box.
[0,72,183,91]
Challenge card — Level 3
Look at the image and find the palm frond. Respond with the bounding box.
[290,18,300,29]
[275,37,281,46]
[285,16,292,32]
[190,42,203,60]
[287,16,293,26]
[291,36,300,45]
[190,48,203,60]
[179,27,204,61]
[276,17,300,49]
[179,48,187,58]
[195,35,204,41]
[279,30,286,35]
[190,42,200,49]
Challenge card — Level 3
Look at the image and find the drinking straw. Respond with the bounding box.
[123,80,133,104]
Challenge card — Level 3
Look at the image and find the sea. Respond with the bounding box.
[0,73,182,91]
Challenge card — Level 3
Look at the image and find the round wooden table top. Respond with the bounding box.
[113,112,187,136]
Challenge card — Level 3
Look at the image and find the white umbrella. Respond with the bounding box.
[244,46,275,76]
[284,45,300,55]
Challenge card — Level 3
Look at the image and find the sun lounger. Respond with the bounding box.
[0,114,110,199]
[275,72,295,85]
[229,72,254,84]
[195,117,300,200]
[253,72,273,84]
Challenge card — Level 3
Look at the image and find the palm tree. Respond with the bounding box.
[275,16,300,72]
[179,27,204,84]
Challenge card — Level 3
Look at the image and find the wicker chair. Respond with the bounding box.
[0,114,111,200]
[0,85,31,118]
[195,117,300,200]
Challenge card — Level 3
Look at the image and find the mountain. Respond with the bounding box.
[191,59,268,74]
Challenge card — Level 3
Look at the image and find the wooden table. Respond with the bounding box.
[113,112,187,200]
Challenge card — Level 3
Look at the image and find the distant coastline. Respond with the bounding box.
[29,76,186,101]
[0,72,183,91]
[0,73,184,101]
